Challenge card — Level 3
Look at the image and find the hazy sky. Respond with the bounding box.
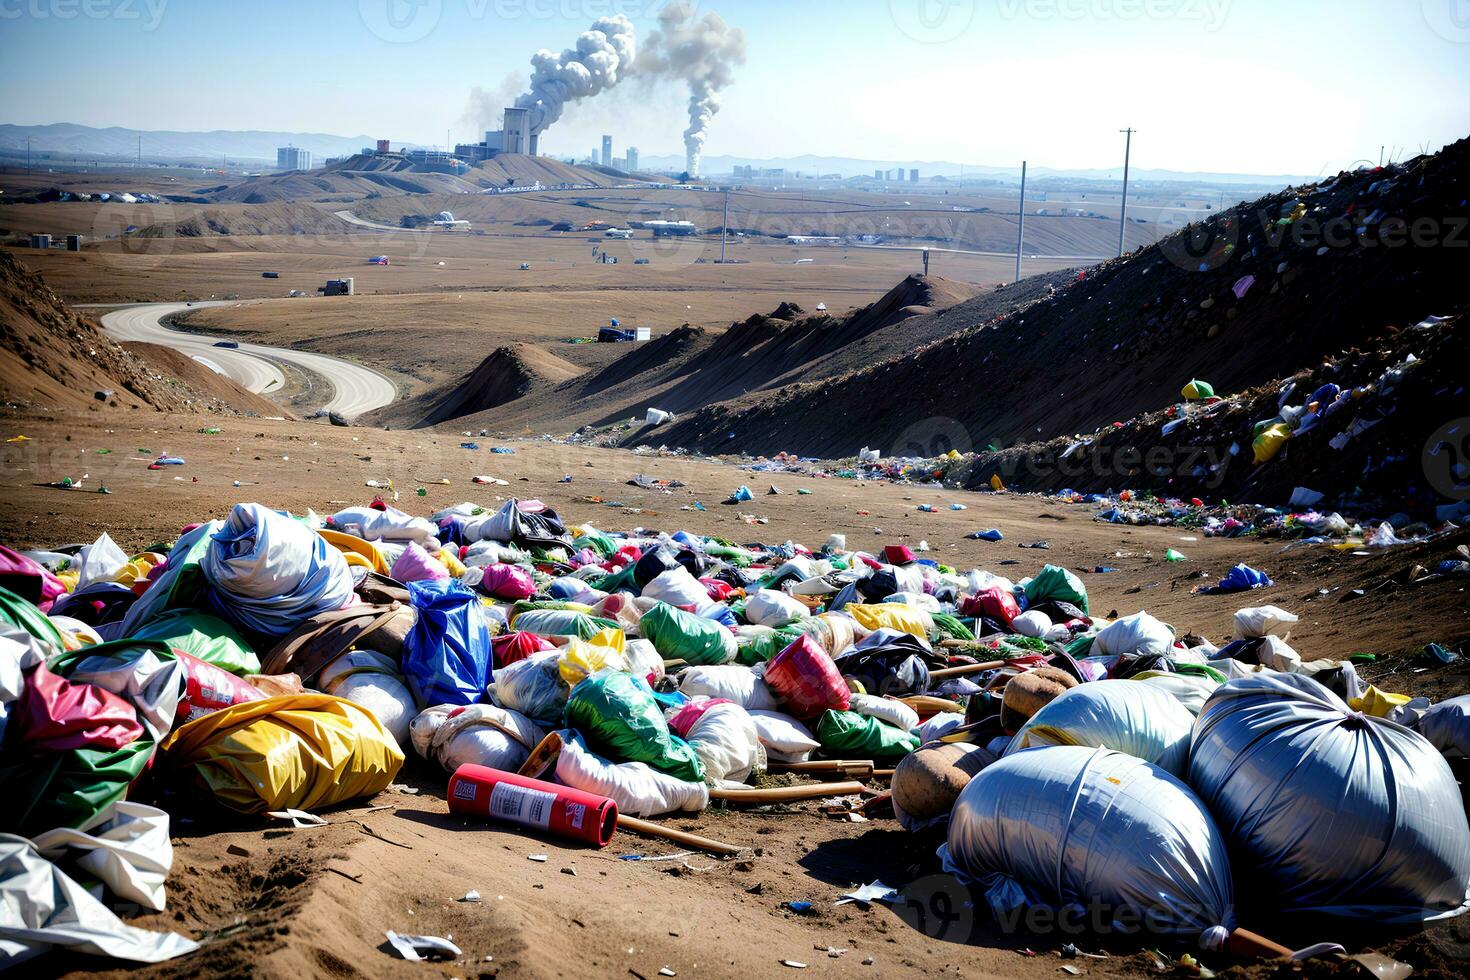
[2,0,1468,174]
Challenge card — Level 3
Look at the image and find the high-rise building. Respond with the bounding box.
[626,146,639,172]
[276,146,312,171]
[874,169,883,180]
[601,136,613,167]
[910,168,920,182]
[503,107,533,155]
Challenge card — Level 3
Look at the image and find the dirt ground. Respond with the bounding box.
[5,407,1468,979]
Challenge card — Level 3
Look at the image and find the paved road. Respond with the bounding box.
[332,210,422,234]
[100,302,397,418]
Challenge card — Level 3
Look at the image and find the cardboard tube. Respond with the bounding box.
[900,695,964,715]
[929,660,1007,679]
[709,781,866,804]
[1227,928,1292,959]
[616,815,744,857]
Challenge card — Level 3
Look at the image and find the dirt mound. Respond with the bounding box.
[653,137,1470,464]
[132,202,357,238]
[411,343,584,428]
[471,153,648,190]
[120,343,291,418]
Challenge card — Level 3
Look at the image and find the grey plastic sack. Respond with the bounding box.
[1005,679,1194,776]
[1189,673,1470,922]
[941,745,1234,941]
[486,652,567,724]
[1416,695,1470,758]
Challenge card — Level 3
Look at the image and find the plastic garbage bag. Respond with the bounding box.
[1021,565,1089,613]
[32,801,173,912]
[1232,605,1298,640]
[734,624,803,665]
[1130,671,1222,717]
[832,628,938,698]
[117,521,219,638]
[558,629,630,687]
[0,835,198,966]
[475,563,536,601]
[201,504,355,638]
[458,498,572,550]
[640,566,710,609]
[623,638,665,686]
[410,703,545,774]
[1011,610,1052,639]
[677,664,780,711]
[389,542,448,585]
[748,709,821,763]
[330,504,439,548]
[764,634,850,720]
[1006,679,1195,776]
[669,699,764,786]
[487,652,567,724]
[565,671,704,782]
[1189,673,1470,921]
[848,693,920,733]
[509,608,609,640]
[1416,695,1470,758]
[639,601,737,666]
[401,579,491,707]
[0,545,66,612]
[1214,564,1273,592]
[845,603,933,639]
[129,608,260,675]
[942,745,1234,939]
[745,589,809,628]
[491,631,556,669]
[46,640,187,740]
[815,709,920,759]
[798,613,861,658]
[159,694,404,814]
[553,730,708,817]
[75,533,129,592]
[318,649,416,746]
[0,583,67,649]
[1091,611,1174,659]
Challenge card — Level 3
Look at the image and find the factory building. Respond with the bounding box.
[503,107,536,156]
[276,146,313,171]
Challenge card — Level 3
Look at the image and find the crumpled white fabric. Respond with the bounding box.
[75,533,129,592]
[410,703,546,774]
[331,504,440,548]
[553,730,708,817]
[1,625,51,743]
[682,700,765,787]
[0,833,197,966]
[32,803,173,912]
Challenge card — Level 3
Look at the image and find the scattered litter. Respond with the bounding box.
[385,931,461,962]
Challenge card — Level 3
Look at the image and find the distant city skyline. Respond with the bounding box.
[1,1,1468,176]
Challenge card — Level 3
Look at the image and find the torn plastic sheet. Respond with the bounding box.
[835,881,901,907]
[266,808,328,828]
[385,930,461,961]
[31,802,174,912]
[0,835,198,967]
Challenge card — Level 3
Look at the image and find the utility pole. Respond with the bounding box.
[1015,160,1027,283]
[720,187,729,263]
[1118,128,1135,257]
[26,137,31,174]
[137,134,142,169]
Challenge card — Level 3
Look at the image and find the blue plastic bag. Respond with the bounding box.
[402,579,492,707]
[1214,563,1273,593]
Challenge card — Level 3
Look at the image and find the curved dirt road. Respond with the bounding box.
[102,302,397,418]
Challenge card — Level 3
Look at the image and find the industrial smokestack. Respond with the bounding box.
[639,3,747,177]
[514,15,637,136]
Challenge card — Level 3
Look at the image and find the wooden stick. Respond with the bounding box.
[616,815,744,857]
[709,781,866,804]
[929,660,1006,679]
[1226,928,1292,960]
[768,760,875,778]
[900,695,964,714]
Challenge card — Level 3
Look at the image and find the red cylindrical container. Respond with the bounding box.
[447,764,618,848]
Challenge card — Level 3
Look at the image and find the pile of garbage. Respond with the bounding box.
[3,494,1469,966]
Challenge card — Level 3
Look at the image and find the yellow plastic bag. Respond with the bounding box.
[160,694,404,814]
[845,603,933,639]
[318,529,389,575]
[1252,423,1291,464]
[558,628,629,686]
[1348,685,1413,718]
[437,548,467,578]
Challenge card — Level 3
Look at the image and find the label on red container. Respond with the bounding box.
[566,802,586,831]
[489,781,556,829]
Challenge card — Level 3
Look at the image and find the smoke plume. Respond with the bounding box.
[639,3,747,176]
[461,72,524,136]
[514,15,637,136]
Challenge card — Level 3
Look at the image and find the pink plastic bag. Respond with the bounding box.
[14,664,144,752]
[0,546,66,612]
[763,634,850,721]
[391,542,449,585]
[478,563,535,601]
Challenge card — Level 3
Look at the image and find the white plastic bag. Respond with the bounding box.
[1005,680,1195,776]
[682,700,765,786]
[486,652,567,724]
[942,746,1234,940]
[1130,671,1222,717]
[409,704,546,773]
[553,730,708,817]
[319,650,416,746]
[640,566,711,609]
[745,589,809,628]
[1190,673,1470,921]
[1232,605,1298,640]
[75,533,128,591]
[748,709,821,763]
[1092,611,1174,658]
[677,665,780,711]
[32,802,175,912]
[1011,610,1052,638]
[1417,695,1470,758]
[848,693,920,733]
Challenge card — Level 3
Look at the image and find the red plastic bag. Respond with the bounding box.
[666,697,735,738]
[492,630,556,668]
[478,564,535,601]
[700,578,735,602]
[174,651,265,725]
[13,663,144,752]
[0,546,66,612]
[764,634,850,721]
[965,586,1020,628]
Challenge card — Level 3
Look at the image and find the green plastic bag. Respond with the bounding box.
[130,608,261,675]
[0,584,65,648]
[118,519,220,634]
[702,539,753,567]
[511,608,618,640]
[814,709,919,759]
[575,527,617,559]
[0,736,155,837]
[586,565,636,594]
[639,602,736,666]
[735,625,803,666]
[1065,634,1096,659]
[1022,564,1089,614]
[929,611,975,642]
[564,671,705,782]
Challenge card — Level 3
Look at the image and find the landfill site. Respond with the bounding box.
[2,6,1470,980]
